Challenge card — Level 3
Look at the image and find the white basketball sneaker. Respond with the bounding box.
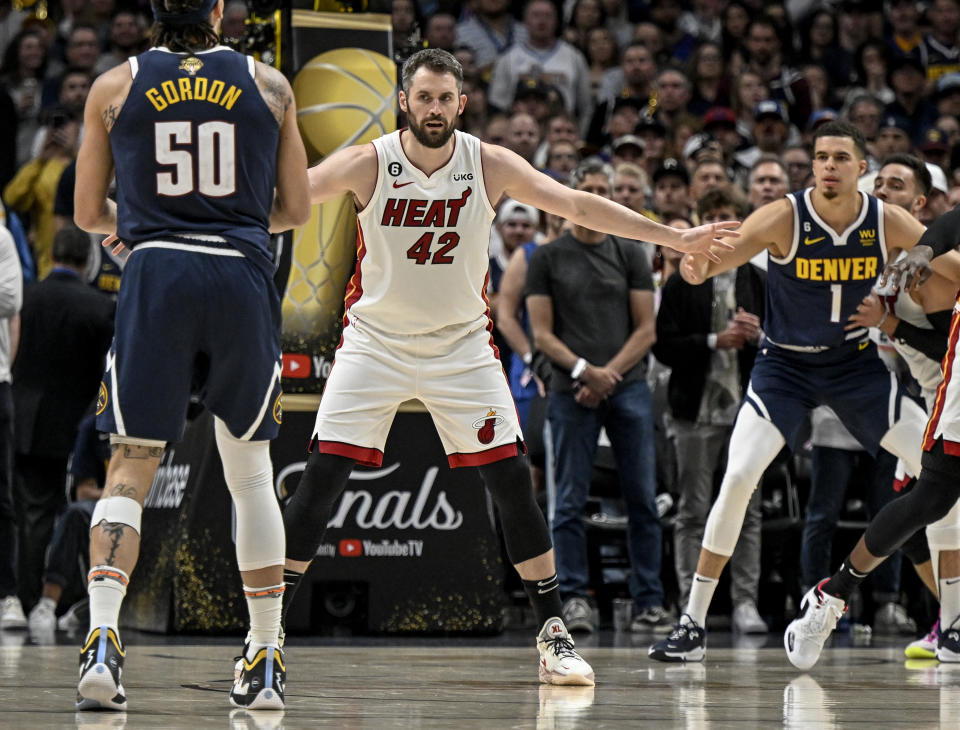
[536,617,595,686]
[784,580,847,670]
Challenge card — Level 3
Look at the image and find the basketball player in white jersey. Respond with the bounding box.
[278,48,740,686]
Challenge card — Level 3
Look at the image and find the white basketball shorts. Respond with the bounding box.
[312,314,525,468]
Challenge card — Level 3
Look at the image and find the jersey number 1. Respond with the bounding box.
[155,121,236,197]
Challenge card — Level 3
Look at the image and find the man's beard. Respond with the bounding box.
[408,114,455,148]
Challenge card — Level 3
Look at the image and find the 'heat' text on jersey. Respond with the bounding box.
[795,256,877,282]
[381,187,472,227]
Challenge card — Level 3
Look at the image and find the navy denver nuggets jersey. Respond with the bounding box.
[111,46,277,274]
[765,189,886,348]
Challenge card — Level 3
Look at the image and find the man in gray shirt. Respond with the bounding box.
[527,158,668,633]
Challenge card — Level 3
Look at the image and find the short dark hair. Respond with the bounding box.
[749,153,787,181]
[697,188,748,221]
[52,226,90,268]
[401,48,463,94]
[570,157,614,190]
[813,120,868,159]
[880,153,932,197]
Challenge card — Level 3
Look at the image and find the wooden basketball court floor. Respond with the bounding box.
[1,629,958,728]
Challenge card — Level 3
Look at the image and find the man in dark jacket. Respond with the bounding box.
[12,226,114,611]
[653,188,768,634]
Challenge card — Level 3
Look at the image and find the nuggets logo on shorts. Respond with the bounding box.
[272,392,283,425]
[96,382,108,415]
[472,408,505,445]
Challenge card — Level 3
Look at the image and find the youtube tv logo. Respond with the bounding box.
[338,539,363,557]
[282,353,311,379]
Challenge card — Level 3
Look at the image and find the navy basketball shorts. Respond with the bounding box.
[96,244,282,443]
[743,339,905,453]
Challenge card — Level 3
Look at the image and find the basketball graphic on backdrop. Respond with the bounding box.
[293,48,396,163]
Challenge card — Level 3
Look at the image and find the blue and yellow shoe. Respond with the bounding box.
[230,645,285,710]
[76,626,127,711]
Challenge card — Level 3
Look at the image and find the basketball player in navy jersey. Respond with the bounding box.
[278,48,740,687]
[72,0,308,711]
[647,121,960,669]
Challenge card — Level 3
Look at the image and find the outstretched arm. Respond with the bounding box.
[881,205,960,292]
[482,144,738,262]
[679,198,793,285]
[307,144,378,207]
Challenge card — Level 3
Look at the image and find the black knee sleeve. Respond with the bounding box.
[900,526,931,566]
[283,450,355,562]
[477,454,553,565]
[864,465,960,558]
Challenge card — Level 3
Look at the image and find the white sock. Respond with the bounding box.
[684,574,719,627]
[35,596,56,613]
[244,583,284,658]
[940,576,960,629]
[87,566,129,636]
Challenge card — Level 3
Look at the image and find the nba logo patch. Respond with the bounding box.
[472,409,505,445]
[179,56,203,76]
[96,382,108,415]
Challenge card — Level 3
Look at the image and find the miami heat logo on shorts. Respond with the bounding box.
[96,382,108,415]
[472,408,505,445]
[272,392,283,425]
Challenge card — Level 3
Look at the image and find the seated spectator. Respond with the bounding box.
[221,0,248,42]
[506,111,541,164]
[544,139,580,182]
[41,23,99,108]
[455,0,528,75]
[734,100,791,171]
[26,414,109,641]
[488,0,592,128]
[747,155,788,212]
[424,12,456,52]
[782,145,812,193]
[1,29,47,168]
[653,67,692,131]
[93,8,146,75]
[635,115,667,182]
[651,157,691,223]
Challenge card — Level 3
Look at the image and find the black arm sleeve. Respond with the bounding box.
[917,206,960,258]
[892,309,954,361]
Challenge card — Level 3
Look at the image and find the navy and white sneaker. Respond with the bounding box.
[230,645,285,710]
[648,614,706,663]
[76,626,127,711]
[938,616,960,663]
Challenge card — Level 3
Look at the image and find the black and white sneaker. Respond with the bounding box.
[648,614,706,663]
[76,626,127,711]
[231,645,285,710]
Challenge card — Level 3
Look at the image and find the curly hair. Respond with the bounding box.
[151,0,220,53]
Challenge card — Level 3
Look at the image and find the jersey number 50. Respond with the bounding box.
[155,121,236,197]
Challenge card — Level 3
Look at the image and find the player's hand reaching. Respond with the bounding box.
[101,234,131,263]
[674,220,740,263]
[879,245,934,293]
[680,253,708,285]
[846,292,890,332]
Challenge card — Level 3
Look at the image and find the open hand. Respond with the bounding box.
[879,245,933,293]
[846,292,886,330]
[675,220,740,263]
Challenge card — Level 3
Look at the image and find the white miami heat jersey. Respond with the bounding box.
[347,129,496,334]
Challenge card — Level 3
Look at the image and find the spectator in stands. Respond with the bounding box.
[512,79,556,127]
[458,76,488,136]
[93,8,145,75]
[746,155,788,211]
[635,115,668,183]
[584,26,619,101]
[506,111,541,164]
[44,23,99,97]
[687,41,726,116]
[544,139,580,182]
[490,200,539,371]
[527,158,667,633]
[850,39,894,106]
[919,127,951,173]
[730,69,768,144]
[455,0,528,74]
[735,100,790,170]
[221,0,248,41]
[875,114,914,163]
[610,134,644,168]
[483,112,509,146]
[720,1,749,61]
[651,157,691,222]
[923,0,960,82]
[918,161,952,224]
[799,10,842,87]
[534,111,579,168]
[885,55,937,142]
[654,188,767,634]
[489,0,592,126]
[26,414,109,641]
[782,145,812,193]
[743,16,812,130]
[11,227,113,614]
[653,67,691,130]
[886,0,923,61]
[3,104,80,279]
[689,158,730,203]
[563,0,605,55]
[1,29,47,168]
[424,12,456,52]
[0,219,21,630]
[935,72,960,119]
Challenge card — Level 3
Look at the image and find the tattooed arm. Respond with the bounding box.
[255,61,310,233]
[75,64,131,234]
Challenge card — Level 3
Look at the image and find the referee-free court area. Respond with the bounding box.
[1,629,957,728]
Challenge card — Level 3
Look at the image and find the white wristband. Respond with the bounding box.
[570,357,587,380]
[523,351,533,365]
